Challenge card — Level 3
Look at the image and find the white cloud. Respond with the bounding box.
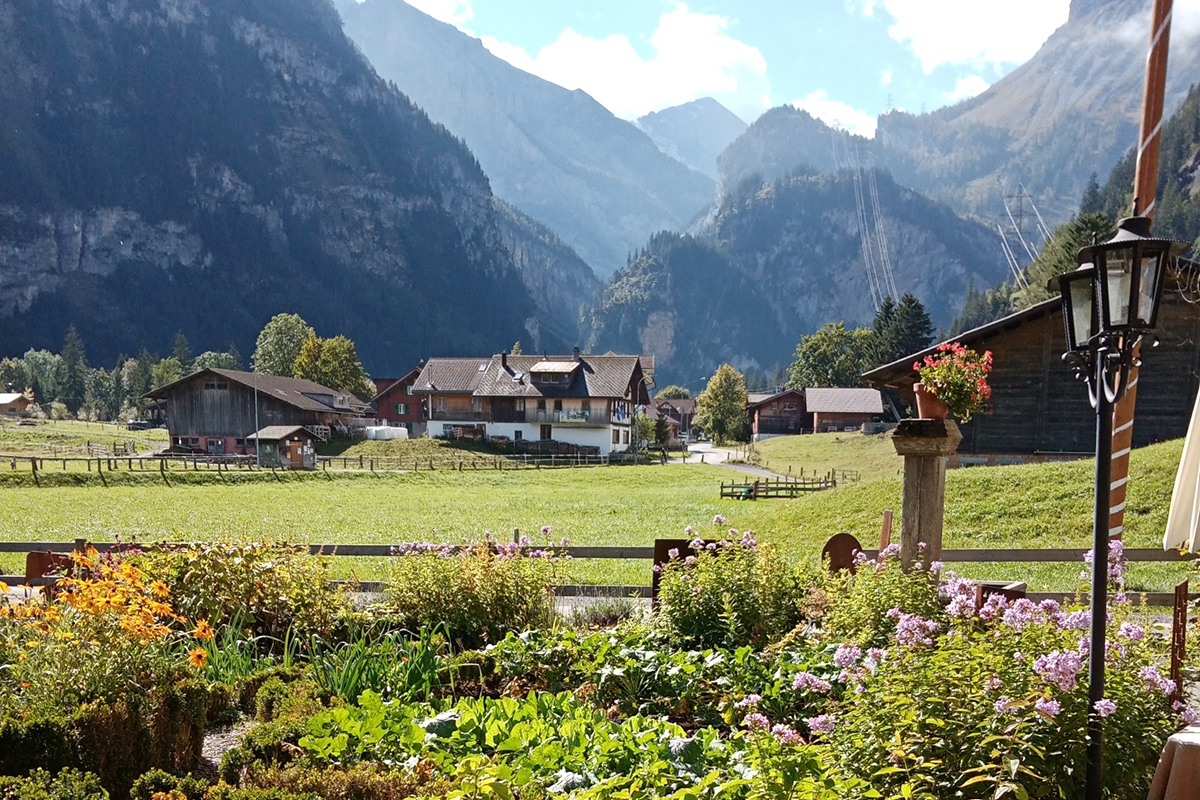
[791,90,877,138]
[880,69,893,86]
[478,3,770,121]
[404,0,473,27]
[860,0,1071,74]
[943,74,990,102]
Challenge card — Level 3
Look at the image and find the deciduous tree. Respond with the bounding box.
[787,323,875,388]
[252,313,314,376]
[654,385,691,400]
[695,364,749,445]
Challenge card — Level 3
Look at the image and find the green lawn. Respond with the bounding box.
[746,431,903,482]
[0,418,168,454]
[0,439,1190,591]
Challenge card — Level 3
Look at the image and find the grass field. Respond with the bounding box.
[0,418,168,454]
[0,436,1191,591]
[746,431,903,482]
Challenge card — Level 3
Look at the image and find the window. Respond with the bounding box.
[612,429,620,444]
[782,403,797,412]
[404,385,413,395]
[553,399,563,412]
[436,397,446,412]
[622,430,629,444]
[515,398,525,411]
[203,381,228,390]
[582,400,590,412]
[471,397,483,412]
[515,430,523,440]
[235,438,246,447]
[537,399,546,411]
[395,403,408,415]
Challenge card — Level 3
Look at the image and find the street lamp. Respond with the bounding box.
[1048,215,1188,800]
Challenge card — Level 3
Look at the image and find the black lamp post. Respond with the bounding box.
[1048,215,1188,800]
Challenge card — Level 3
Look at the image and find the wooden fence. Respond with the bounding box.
[719,476,837,499]
[3,538,1197,605]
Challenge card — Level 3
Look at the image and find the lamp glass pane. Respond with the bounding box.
[1068,275,1094,348]
[1137,254,1160,326]
[1103,248,1133,328]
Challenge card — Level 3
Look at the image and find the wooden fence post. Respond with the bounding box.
[1171,579,1188,700]
[891,419,962,569]
[880,509,894,549]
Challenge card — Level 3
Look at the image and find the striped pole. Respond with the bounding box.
[1107,0,1175,540]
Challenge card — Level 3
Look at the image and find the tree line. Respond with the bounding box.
[1,312,373,422]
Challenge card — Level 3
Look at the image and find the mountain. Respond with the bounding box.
[494,200,601,345]
[588,170,1010,384]
[636,98,748,180]
[715,0,1200,230]
[0,0,566,373]
[334,0,715,278]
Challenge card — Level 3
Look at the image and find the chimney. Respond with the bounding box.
[500,351,508,370]
[573,346,581,361]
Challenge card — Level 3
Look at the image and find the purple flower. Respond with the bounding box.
[541,525,552,536]
[652,564,662,573]
[891,610,940,646]
[1033,650,1082,693]
[1094,698,1117,718]
[713,514,726,526]
[929,560,944,574]
[879,543,901,560]
[1174,702,1200,725]
[771,724,804,745]
[833,644,862,668]
[689,537,705,549]
[684,526,693,535]
[1138,666,1177,696]
[1001,598,1041,631]
[744,712,770,729]
[792,672,833,694]
[806,714,836,735]
[735,694,761,709]
[684,556,697,567]
[994,696,1020,715]
[706,542,717,551]
[668,548,680,560]
[1034,697,1061,718]
[1118,622,1145,642]
[986,676,1002,691]
[1058,610,1090,631]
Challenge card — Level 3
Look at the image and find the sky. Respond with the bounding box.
[398,0,1074,136]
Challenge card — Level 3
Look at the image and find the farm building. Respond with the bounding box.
[371,366,425,437]
[747,389,807,438]
[412,349,652,455]
[145,368,368,455]
[246,425,318,470]
[806,387,885,433]
[644,398,695,441]
[0,392,33,416]
[861,285,1200,466]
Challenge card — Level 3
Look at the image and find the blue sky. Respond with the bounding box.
[400,0,1073,135]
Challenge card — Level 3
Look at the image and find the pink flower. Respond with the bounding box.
[1138,666,1177,696]
[793,672,833,694]
[713,514,726,526]
[744,712,770,729]
[771,724,804,745]
[806,714,836,735]
[1033,650,1082,693]
[994,696,1021,715]
[668,548,680,560]
[1118,622,1145,642]
[833,644,862,668]
[735,694,761,709]
[1094,698,1117,718]
[1034,697,1061,718]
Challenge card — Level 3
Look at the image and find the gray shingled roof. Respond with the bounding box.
[248,425,314,441]
[146,369,362,414]
[415,354,649,401]
[804,387,883,414]
[412,358,492,393]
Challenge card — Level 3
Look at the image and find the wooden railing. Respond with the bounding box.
[720,476,837,498]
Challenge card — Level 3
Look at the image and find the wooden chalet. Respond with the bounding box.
[371,366,425,437]
[0,392,33,416]
[806,387,884,432]
[645,398,695,440]
[747,389,807,437]
[862,282,1200,466]
[412,349,652,455]
[145,368,368,455]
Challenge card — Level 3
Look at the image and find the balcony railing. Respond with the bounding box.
[527,408,610,425]
[428,410,490,422]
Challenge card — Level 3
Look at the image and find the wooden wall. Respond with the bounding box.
[165,381,326,438]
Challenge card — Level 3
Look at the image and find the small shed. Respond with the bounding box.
[0,393,33,416]
[805,388,883,432]
[247,425,318,470]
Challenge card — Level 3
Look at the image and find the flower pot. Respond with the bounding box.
[913,382,949,420]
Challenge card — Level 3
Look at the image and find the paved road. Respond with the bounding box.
[673,442,785,478]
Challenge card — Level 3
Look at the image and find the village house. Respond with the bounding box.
[145,368,368,456]
[746,387,883,439]
[746,389,807,438]
[412,349,652,455]
[0,392,33,416]
[861,278,1200,467]
[644,398,695,441]
[370,366,426,437]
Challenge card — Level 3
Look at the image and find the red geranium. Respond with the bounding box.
[914,342,993,422]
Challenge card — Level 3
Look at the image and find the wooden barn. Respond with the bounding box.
[805,387,884,433]
[862,284,1200,466]
[747,389,807,438]
[145,369,368,455]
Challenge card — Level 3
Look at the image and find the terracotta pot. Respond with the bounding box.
[913,382,949,420]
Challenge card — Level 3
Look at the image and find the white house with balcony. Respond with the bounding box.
[411,349,653,455]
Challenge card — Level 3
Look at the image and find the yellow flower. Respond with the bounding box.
[24,640,38,648]
[192,619,215,642]
[150,580,170,598]
[188,648,208,669]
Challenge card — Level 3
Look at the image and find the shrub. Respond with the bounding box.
[383,535,567,648]
[655,525,811,648]
[0,768,108,800]
[236,764,450,800]
[566,596,643,630]
[819,544,946,648]
[145,543,351,640]
[129,769,208,800]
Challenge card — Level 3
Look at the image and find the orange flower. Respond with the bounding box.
[192,619,215,642]
[188,648,208,669]
[150,580,170,598]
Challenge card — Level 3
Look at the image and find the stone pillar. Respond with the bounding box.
[892,418,962,569]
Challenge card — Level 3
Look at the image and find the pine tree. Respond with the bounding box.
[889,293,935,360]
[1079,172,1104,216]
[173,331,192,373]
[60,326,88,413]
[227,342,242,370]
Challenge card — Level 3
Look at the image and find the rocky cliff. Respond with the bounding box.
[636,98,748,181]
[0,0,558,370]
[334,0,715,278]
